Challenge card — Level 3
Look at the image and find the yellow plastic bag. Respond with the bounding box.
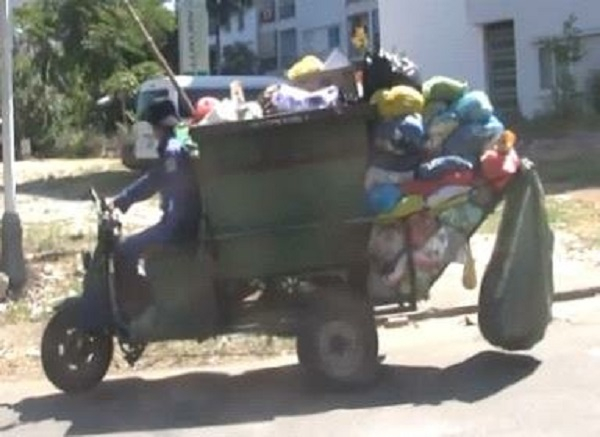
[370,85,425,119]
[286,55,325,80]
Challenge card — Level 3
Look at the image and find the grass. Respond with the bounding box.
[536,152,600,192]
[477,196,600,248]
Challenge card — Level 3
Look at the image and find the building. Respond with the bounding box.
[379,0,600,119]
[209,0,380,74]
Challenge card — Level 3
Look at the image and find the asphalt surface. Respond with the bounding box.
[1,297,600,437]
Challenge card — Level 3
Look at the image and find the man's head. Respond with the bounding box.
[143,98,180,141]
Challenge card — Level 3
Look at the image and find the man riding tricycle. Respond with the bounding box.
[41,99,381,394]
[41,62,554,394]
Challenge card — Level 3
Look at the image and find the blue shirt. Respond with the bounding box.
[114,137,202,239]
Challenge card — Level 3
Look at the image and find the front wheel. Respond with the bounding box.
[297,289,379,389]
[41,300,114,394]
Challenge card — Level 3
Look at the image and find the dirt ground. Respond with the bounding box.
[1,130,599,381]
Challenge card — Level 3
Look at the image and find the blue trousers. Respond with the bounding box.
[80,221,197,332]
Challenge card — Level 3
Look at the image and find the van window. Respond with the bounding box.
[136,89,169,120]
[137,84,272,120]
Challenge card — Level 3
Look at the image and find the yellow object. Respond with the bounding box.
[286,55,325,80]
[495,129,517,154]
[370,86,425,119]
[377,195,425,222]
[351,25,369,51]
[462,243,478,290]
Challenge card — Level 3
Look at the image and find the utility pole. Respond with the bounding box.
[1,0,26,296]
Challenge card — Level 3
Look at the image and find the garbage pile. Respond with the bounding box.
[363,50,522,304]
[191,50,353,126]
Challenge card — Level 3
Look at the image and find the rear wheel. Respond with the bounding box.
[297,289,379,389]
[41,300,113,394]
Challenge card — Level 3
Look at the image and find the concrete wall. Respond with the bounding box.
[380,0,600,117]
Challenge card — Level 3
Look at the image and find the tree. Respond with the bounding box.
[540,14,585,116]
[221,42,257,74]
[13,0,176,154]
[206,0,253,73]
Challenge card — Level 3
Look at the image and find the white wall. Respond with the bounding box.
[380,0,486,90]
[381,0,600,117]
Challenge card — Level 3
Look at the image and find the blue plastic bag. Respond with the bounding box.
[442,116,505,164]
[452,90,494,123]
[417,156,474,180]
[367,184,404,214]
[373,114,425,156]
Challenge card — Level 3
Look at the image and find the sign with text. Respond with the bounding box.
[178,0,210,75]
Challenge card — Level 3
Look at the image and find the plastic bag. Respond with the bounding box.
[423,76,469,103]
[362,50,422,101]
[372,114,425,155]
[370,86,425,119]
[481,148,521,191]
[417,156,474,180]
[366,183,404,214]
[287,55,325,80]
[261,84,340,114]
[478,160,554,351]
[441,115,505,164]
[364,166,414,191]
[424,111,460,153]
[452,90,494,123]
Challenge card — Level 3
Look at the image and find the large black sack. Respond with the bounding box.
[478,159,554,351]
[362,50,423,102]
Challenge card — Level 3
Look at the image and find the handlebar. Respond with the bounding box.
[89,187,110,213]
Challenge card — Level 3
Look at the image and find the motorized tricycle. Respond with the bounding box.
[41,105,383,394]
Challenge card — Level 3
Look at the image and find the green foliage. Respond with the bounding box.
[539,14,585,117]
[221,43,257,74]
[13,0,176,156]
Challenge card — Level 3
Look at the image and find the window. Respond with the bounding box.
[279,0,296,20]
[348,12,370,59]
[259,30,278,72]
[259,0,276,23]
[237,11,245,31]
[280,28,298,69]
[328,25,341,49]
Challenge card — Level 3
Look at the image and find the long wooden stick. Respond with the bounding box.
[122,0,195,116]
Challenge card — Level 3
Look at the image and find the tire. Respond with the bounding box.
[296,289,379,389]
[41,300,114,394]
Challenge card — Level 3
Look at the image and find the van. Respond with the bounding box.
[126,75,285,168]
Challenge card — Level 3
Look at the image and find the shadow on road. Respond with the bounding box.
[1,171,137,201]
[4,351,540,435]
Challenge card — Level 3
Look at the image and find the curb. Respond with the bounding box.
[380,287,600,328]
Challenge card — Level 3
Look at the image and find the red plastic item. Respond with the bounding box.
[193,97,220,121]
[402,170,475,196]
[481,149,521,191]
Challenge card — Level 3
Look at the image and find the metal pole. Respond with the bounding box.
[1,0,26,295]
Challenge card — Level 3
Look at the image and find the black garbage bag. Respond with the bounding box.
[362,50,423,101]
[478,159,554,351]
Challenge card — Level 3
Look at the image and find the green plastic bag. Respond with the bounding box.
[478,160,554,351]
[423,76,468,104]
[175,123,199,157]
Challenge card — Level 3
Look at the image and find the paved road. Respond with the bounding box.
[1,297,600,437]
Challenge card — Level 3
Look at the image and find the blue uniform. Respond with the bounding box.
[114,136,202,264]
[78,135,201,332]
